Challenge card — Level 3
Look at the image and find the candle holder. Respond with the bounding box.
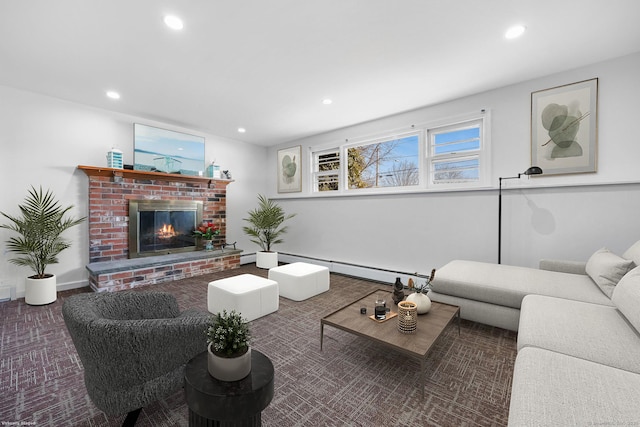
[397,301,417,334]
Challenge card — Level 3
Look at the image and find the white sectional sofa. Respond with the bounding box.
[428,244,640,331]
[428,240,640,426]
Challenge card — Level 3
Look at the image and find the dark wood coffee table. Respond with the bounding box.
[320,290,459,398]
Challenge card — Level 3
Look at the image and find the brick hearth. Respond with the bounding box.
[78,166,241,291]
[85,250,241,292]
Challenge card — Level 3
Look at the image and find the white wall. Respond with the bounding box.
[2,51,639,297]
[266,52,640,275]
[503,183,640,266]
[0,86,267,298]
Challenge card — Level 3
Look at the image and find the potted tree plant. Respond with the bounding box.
[0,186,85,305]
[206,310,252,381]
[242,194,296,269]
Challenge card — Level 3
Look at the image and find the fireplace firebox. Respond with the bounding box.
[129,200,203,258]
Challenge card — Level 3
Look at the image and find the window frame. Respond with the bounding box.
[426,116,489,189]
[311,147,341,193]
[343,130,423,193]
[307,110,490,196]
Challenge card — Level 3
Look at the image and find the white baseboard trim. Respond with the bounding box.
[58,280,89,292]
[10,279,89,301]
[240,253,257,265]
[3,256,421,302]
[242,251,427,287]
[0,286,11,302]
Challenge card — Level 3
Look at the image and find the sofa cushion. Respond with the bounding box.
[585,248,634,297]
[612,266,640,333]
[623,239,640,267]
[509,347,640,427]
[430,260,613,309]
[427,290,521,331]
[518,294,640,374]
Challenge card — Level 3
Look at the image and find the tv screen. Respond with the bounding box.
[134,124,205,176]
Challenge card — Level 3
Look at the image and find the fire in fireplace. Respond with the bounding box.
[129,200,203,258]
[157,223,177,238]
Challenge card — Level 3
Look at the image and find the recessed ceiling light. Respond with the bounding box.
[237,127,246,133]
[106,91,120,100]
[322,99,333,105]
[505,25,526,39]
[164,15,184,30]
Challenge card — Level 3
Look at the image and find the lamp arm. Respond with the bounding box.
[498,167,542,264]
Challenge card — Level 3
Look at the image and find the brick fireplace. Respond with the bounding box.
[79,166,241,292]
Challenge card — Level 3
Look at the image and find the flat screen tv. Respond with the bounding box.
[134,124,205,176]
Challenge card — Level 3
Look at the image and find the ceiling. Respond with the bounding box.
[1,1,639,147]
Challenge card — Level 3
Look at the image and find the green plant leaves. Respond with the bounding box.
[540,103,586,159]
[0,186,85,278]
[206,309,251,357]
[242,194,295,252]
[282,154,297,179]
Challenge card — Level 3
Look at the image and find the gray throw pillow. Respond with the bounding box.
[586,248,634,298]
[622,240,640,267]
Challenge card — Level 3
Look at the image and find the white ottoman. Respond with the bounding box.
[207,274,279,322]
[268,262,330,301]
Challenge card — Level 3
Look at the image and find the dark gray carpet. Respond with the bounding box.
[0,264,517,426]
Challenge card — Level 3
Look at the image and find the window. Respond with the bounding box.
[312,149,340,192]
[346,133,420,190]
[309,112,488,194]
[428,118,484,186]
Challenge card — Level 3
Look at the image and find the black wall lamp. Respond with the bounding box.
[498,166,543,264]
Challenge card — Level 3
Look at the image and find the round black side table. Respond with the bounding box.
[184,349,274,427]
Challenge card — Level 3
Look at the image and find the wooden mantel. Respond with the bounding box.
[78,165,233,186]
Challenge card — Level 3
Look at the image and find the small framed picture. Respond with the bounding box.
[277,146,302,193]
[531,78,598,175]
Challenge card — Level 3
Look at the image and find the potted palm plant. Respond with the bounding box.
[0,186,85,305]
[242,194,295,269]
[206,310,252,381]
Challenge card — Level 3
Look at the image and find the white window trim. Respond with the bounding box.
[307,109,491,196]
[342,129,423,194]
[310,147,341,193]
[426,113,491,189]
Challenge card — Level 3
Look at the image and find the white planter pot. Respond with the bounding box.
[406,292,432,314]
[207,343,252,382]
[25,274,57,306]
[256,251,278,269]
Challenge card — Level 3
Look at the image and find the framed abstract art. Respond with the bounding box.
[531,78,598,175]
[277,146,302,193]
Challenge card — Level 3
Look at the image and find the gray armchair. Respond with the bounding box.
[62,291,209,426]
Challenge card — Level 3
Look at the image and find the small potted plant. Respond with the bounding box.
[192,221,220,250]
[206,310,252,381]
[242,194,296,268]
[0,186,85,305]
[407,268,436,314]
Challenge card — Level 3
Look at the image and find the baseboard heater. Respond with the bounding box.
[240,252,427,286]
